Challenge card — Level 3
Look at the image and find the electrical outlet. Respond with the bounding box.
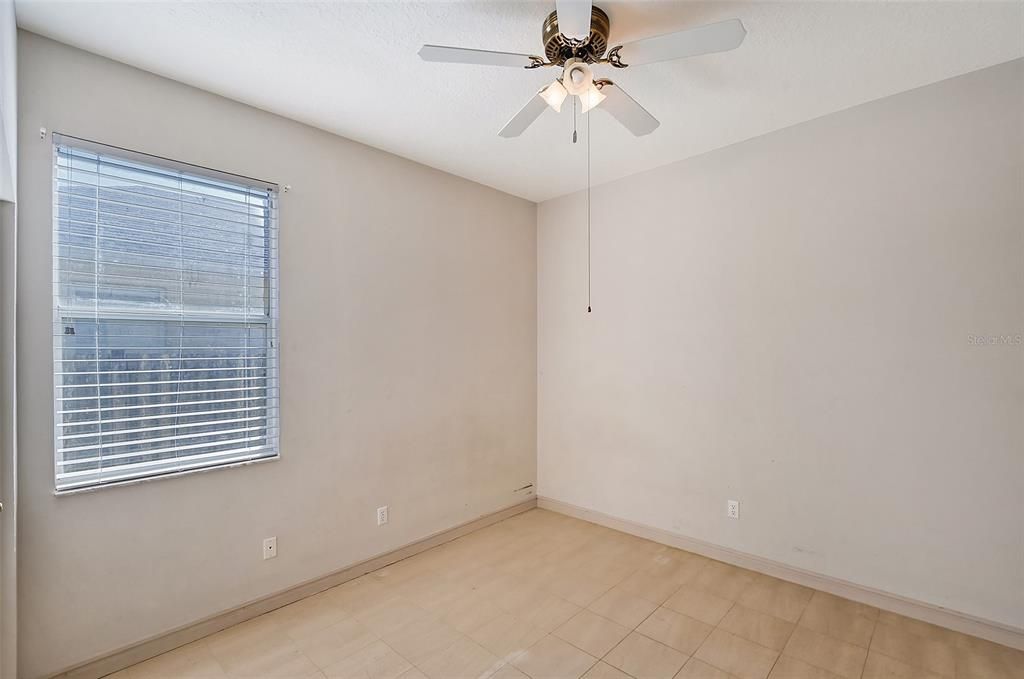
[727,500,740,519]
[262,536,277,560]
[377,506,389,526]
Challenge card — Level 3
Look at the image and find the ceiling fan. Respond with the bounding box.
[418,0,746,138]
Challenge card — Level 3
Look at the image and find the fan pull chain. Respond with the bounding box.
[587,109,592,313]
[572,96,578,144]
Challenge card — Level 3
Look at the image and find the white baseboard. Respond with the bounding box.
[537,496,1024,652]
[50,498,538,679]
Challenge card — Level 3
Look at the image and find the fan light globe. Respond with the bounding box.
[539,80,568,113]
[561,59,593,96]
[579,82,606,113]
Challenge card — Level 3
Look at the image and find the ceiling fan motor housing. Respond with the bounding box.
[543,6,610,65]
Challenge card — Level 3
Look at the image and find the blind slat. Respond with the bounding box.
[57,367,268,376]
[57,213,273,245]
[56,230,272,260]
[56,243,272,270]
[59,394,274,415]
[59,424,272,454]
[59,375,272,390]
[60,406,278,429]
[58,386,273,403]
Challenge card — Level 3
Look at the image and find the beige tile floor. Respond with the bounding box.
[110,509,1023,679]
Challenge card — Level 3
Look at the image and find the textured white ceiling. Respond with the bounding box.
[15,1,1024,202]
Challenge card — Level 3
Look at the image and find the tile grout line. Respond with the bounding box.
[713,579,778,679]
[857,615,879,679]
[763,592,811,679]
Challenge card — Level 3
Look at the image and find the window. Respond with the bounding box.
[52,135,279,492]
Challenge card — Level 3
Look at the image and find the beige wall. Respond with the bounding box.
[17,32,536,679]
[538,60,1024,631]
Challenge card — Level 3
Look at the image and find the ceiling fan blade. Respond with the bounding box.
[597,83,659,136]
[615,18,746,66]
[499,90,551,138]
[418,45,538,68]
[556,0,593,40]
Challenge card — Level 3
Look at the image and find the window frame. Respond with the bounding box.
[51,134,281,494]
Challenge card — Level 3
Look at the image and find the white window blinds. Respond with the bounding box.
[53,135,279,492]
